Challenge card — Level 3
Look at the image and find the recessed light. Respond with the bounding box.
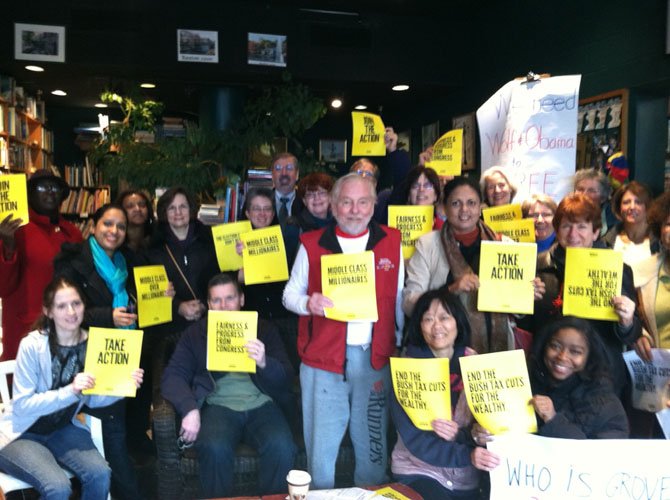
[331,98,343,109]
[392,84,410,91]
[25,65,44,72]
[94,103,108,108]
[51,90,67,96]
[140,83,156,89]
[354,105,367,110]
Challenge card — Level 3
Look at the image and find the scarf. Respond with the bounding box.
[89,237,134,329]
[440,220,513,354]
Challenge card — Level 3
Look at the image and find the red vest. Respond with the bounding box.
[298,222,401,374]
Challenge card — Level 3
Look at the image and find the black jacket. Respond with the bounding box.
[147,221,219,333]
[530,359,629,439]
[54,238,137,329]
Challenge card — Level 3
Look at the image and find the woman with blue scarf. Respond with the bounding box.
[54,203,144,500]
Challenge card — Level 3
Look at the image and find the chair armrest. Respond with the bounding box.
[153,394,184,500]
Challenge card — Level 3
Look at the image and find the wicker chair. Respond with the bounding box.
[152,393,355,499]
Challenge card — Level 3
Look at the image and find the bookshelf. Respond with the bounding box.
[0,75,53,174]
[60,185,111,238]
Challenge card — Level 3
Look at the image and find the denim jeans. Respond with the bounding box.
[0,423,111,500]
[84,400,143,499]
[196,401,296,498]
[300,345,391,489]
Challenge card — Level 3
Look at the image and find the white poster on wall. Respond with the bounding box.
[477,75,581,203]
[488,433,670,499]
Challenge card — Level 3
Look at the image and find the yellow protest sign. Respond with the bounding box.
[83,327,143,397]
[133,265,172,328]
[491,218,536,243]
[387,205,434,259]
[373,486,412,500]
[563,247,623,321]
[478,241,537,314]
[390,357,451,430]
[425,129,463,176]
[351,112,386,156]
[241,225,288,285]
[321,251,377,322]
[211,220,253,271]
[482,203,523,231]
[0,174,29,226]
[206,310,258,373]
[459,349,536,434]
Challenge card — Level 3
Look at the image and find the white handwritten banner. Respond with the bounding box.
[477,75,581,203]
[488,433,670,499]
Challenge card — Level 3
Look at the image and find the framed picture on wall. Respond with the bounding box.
[397,130,411,156]
[421,121,439,151]
[248,33,287,67]
[177,29,218,63]
[319,139,347,163]
[15,23,65,63]
[576,89,628,171]
[452,112,477,171]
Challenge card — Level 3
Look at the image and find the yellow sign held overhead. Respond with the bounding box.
[133,265,172,328]
[563,247,623,321]
[241,225,288,285]
[0,174,29,226]
[211,220,253,271]
[426,129,463,176]
[387,205,434,259]
[478,241,537,314]
[321,251,377,322]
[83,327,143,397]
[460,349,536,434]
[390,357,451,431]
[206,310,258,373]
[351,112,386,156]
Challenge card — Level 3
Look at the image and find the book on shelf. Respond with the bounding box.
[60,187,110,217]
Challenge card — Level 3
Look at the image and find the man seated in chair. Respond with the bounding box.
[161,273,296,497]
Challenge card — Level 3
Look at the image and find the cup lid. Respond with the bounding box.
[286,469,311,485]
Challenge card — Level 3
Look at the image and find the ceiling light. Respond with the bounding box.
[94,103,108,108]
[392,84,410,91]
[331,98,343,109]
[51,90,67,96]
[354,105,367,110]
[25,65,44,72]
[140,83,156,89]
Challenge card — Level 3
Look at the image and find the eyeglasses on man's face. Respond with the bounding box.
[273,163,296,172]
[354,169,375,178]
[35,183,62,193]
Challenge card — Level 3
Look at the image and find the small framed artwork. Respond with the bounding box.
[576,88,628,171]
[319,139,347,163]
[421,121,439,151]
[177,29,218,63]
[15,23,65,63]
[248,33,287,67]
[397,130,411,155]
[452,113,477,171]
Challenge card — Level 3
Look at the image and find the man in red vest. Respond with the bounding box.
[283,173,404,489]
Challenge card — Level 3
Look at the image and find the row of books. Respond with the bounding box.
[63,161,103,187]
[198,182,242,225]
[60,187,110,217]
[73,218,96,239]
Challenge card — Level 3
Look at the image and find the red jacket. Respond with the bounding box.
[298,222,401,374]
[0,209,82,360]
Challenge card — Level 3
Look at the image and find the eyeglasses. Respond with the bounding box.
[249,206,273,213]
[531,212,554,220]
[167,204,189,213]
[410,182,435,191]
[35,184,62,193]
[273,163,296,172]
[354,169,375,178]
[304,190,329,200]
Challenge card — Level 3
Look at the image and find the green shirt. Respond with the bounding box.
[205,372,271,411]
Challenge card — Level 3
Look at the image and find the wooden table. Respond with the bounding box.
[210,482,422,500]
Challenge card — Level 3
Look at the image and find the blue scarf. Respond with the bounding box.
[537,232,556,253]
[89,237,134,329]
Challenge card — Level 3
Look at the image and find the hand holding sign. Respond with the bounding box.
[307,292,334,317]
[0,214,22,258]
[611,295,635,328]
[72,372,96,394]
[530,395,556,423]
